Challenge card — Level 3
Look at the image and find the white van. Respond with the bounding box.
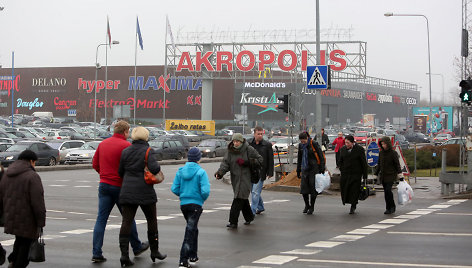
[31,111,53,119]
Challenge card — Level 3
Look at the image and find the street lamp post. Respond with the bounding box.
[94,41,119,140]
[385,12,433,135]
[426,72,445,105]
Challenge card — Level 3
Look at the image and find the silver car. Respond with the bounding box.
[64,141,101,164]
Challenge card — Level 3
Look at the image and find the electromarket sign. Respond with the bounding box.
[176,49,347,72]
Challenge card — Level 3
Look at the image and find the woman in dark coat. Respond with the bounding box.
[0,150,46,268]
[339,135,368,214]
[215,133,263,229]
[374,136,402,214]
[296,132,325,214]
[118,127,166,266]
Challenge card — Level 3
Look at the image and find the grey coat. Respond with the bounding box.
[217,140,263,199]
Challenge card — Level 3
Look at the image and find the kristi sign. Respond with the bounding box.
[176,50,347,72]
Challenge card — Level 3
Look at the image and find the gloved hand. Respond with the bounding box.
[296,171,301,179]
[236,158,247,167]
[214,172,222,180]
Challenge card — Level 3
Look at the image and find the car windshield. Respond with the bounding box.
[6,144,30,152]
[47,143,62,149]
[3,132,18,139]
[21,132,36,138]
[149,141,164,148]
[199,140,216,147]
[80,142,100,150]
[355,132,368,137]
[437,134,448,138]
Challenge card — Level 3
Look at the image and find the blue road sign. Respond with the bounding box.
[307,65,328,89]
[366,141,379,167]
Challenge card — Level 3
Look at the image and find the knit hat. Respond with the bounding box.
[232,133,244,142]
[187,147,202,162]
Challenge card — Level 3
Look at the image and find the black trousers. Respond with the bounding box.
[229,198,253,224]
[120,203,158,236]
[8,236,34,268]
[335,151,340,167]
[382,182,396,211]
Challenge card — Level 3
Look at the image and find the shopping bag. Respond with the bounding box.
[28,231,45,262]
[397,180,414,205]
[315,171,331,193]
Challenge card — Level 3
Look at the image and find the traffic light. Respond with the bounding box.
[459,80,472,104]
[278,94,289,113]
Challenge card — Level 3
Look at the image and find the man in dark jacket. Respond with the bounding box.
[91,120,148,263]
[296,132,325,215]
[321,128,329,152]
[248,126,274,215]
[339,135,368,214]
[0,150,45,268]
[374,136,402,214]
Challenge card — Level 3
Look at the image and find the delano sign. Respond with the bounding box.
[166,120,215,136]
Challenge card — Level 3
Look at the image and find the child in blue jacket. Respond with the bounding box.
[171,147,210,268]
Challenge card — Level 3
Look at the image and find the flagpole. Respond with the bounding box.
[133,16,138,126]
[163,15,168,128]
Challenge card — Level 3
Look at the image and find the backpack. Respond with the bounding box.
[310,140,326,165]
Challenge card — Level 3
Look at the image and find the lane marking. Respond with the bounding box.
[436,212,472,216]
[105,225,121,230]
[213,206,231,210]
[47,209,65,213]
[281,249,322,255]
[46,217,67,220]
[417,208,440,211]
[330,235,365,242]
[202,210,217,213]
[0,239,15,246]
[238,266,271,268]
[428,205,451,209]
[387,231,472,237]
[264,200,290,204]
[378,219,409,224]
[49,185,66,187]
[67,212,89,215]
[363,224,394,229]
[43,235,66,240]
[306,241,345,248]
[157,216,175,220]
[395,215,421,219]
[447,199,468,203]
[407,210,433,215]
[74,185,92,188]
[253,255,298,265]
[55,180,70,182]
[298,258,472,267]
[61,229,93,234]
[347,228,379,235]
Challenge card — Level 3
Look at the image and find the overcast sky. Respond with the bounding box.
[0,0,462,103]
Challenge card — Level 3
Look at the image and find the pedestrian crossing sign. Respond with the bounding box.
[307,65,328,89]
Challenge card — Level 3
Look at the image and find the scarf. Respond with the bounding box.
[301,142,309,171]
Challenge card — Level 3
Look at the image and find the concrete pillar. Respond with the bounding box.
[201,44,213,121]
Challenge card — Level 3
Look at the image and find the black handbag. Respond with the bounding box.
[359,178,376,201]
[28,229,45,262]
[246,150,261,184]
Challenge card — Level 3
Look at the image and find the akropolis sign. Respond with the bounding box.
[176,49,347,72]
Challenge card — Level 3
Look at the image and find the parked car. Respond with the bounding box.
[404,132,430,144]
[441,137,466,146]
[354,131,368,145]
[433,133,452,146]
[0,143,12,152]
[0,138,15,144]
[46,140,85,164]
[197,139,227,158]
[154,135,190,152]
[6,130,43,141]
[149,139,186,160]
[270,136,298,152]
[327,134,337,150]
[64,141,101,164]
[45,130,71,140]
[0,141,59,166]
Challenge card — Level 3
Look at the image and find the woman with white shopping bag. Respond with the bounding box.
[373,136,403,215]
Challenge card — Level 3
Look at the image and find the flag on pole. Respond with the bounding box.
[107,16,112,48]
[136,17,144,50]
[166,15,175,49]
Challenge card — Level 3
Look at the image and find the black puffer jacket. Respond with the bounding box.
[119,140,161,205]
[374,136,401,183]
[248,138,274,181]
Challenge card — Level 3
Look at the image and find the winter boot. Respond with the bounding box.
[119,234,134,267]
[148,231,167,262]
[302,194,310,214]
[307,194,316,215]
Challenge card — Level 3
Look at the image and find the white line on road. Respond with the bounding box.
[281,249,322,255]
[105,224,121,230]
[47,209,65,213]
[61,229,93,234]
[213,206,231,210]
[387,231,472,237]
[447,199,468,203]
[363,224,394,229]
[436,212,472,216]
[330,235,365,242]
[298,258,472,267]
[347,228,379,235]
[428,205,451,209]
[49,185,66,187]
[74,185,92,188]
[264,199,290,204]
[253,255,298,265]
[305,241,345,248]
[395,214,422,219]
[407,210,433,215]
[46,217,67,220]
[378,219,409,224]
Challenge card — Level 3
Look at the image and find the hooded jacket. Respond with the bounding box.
[0,160,46,239]
[171,162,211,206]
[374,136,402,183]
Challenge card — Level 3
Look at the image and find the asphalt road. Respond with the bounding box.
[1,161,470,268]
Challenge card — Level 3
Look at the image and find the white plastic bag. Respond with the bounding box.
[315,171,331,193]
[397,180,414,205]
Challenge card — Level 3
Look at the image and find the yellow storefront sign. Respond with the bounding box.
[165,120,215,136]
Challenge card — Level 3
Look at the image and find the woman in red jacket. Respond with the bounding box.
[332,132,345,168]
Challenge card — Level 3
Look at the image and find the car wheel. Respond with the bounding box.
[48,157,57,166]
[176,152,183,160]
[211,152,217,158]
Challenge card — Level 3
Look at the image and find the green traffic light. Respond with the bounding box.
[465,93,470,101]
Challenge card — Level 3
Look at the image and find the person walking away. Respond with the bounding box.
[118,127,167,266]
[171,147,210,268]
[374,136,403,214]
[321,128,329,152]
[332,132,345,168]
[296,132,325,215]
[91,121,149,263]
[339,135,368,214]
[215,133,263,229]
[248,126,274,215]
[0,150,46,268]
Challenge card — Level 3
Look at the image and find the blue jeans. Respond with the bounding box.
[250,179,265,214]
[179,204,203,264]
[92,183,142,257]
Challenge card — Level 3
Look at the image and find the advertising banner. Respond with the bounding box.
[413,115,428,133]
[412,106,453,134]
[165,119,215,135]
